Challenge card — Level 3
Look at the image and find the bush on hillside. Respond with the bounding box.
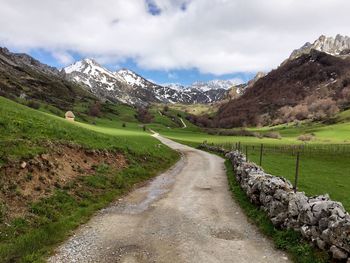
[136,107,154,123]
[338,87,350,108]
[278,97,339,123]
[89,101,102,117]
[205,128,262,138]
[26,100,40,109]
[263,132,282,139]
[309,98,339,120]
[298,134,314,142]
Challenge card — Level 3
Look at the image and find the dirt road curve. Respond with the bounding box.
[48,134,291,263]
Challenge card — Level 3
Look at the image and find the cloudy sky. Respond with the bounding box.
[0,0,349,85]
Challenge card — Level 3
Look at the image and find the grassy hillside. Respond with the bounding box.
[163,103,217,116]
[0,96,179,262]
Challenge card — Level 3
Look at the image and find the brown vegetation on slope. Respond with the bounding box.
[192,50,350,128]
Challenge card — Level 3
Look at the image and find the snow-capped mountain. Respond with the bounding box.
[64,59,233,106]
[190,79,239,92]
[289,34,350,61]
[64,59,143,105]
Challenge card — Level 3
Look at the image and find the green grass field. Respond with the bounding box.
[238,147,350,211]
[0,96,179,262]
[154,120,350,212]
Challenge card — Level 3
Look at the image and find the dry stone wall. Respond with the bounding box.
[199,144,350,260]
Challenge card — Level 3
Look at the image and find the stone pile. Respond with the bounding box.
[198,144,350,260]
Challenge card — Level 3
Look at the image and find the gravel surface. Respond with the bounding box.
[48,134,292,263]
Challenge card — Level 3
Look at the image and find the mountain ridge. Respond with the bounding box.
[289,34,350,61]
[64,59,238,106]
[0,47,96,111]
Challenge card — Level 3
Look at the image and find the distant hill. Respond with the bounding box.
[0,47,96,111]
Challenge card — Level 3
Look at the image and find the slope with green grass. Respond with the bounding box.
[0,96,179,262]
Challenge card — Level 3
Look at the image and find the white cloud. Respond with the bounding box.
[52,51,74,65]
[0,0,349,74]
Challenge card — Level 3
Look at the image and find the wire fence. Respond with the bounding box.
[205,141,350,193]
[214,141,350,157]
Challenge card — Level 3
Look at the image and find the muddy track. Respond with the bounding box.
[48,135,291,263]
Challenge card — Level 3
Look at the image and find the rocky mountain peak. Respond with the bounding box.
[289,34,350,61]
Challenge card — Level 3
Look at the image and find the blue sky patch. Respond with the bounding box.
[145,0,161,16]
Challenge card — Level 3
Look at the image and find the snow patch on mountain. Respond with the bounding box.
[115,69,148,88]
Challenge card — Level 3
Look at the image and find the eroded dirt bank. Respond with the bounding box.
[48,135,291,263]
[0,143,126,220]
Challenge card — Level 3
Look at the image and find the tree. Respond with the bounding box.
[136,107,154,123]
[89,101,102,117]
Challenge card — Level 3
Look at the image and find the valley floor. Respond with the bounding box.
[48,135,290,263]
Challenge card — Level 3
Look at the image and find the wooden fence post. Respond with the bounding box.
[245,145,248,161]
[293,151,300,193]
[259,143,263,166]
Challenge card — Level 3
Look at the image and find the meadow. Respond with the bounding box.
[1,96,350,261]
[155,118,350,211]
[0,97,179,262]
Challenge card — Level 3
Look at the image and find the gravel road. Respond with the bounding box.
[48,134,291,263]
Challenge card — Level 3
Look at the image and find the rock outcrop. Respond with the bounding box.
[289,34,350,61]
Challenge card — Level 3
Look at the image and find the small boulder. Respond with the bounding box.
[316,238,326,250]
[330,245,348,259]
[20,161,27,169]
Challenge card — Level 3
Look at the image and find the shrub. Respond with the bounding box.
[205,128,262,138]
[0,202,6,223]
[308,98,339,120]
[293,104,309,120]
[338,87,350,107]
[88,101,102,117]
[263,132,282,139]
[136,107,154,123]
[278,97,339,124]
[26,100,40,109]
[298,134,314,141]
[122,123,126,128]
